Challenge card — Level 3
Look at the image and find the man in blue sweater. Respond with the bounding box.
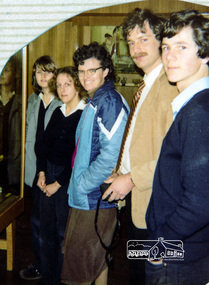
[146,10,209,285]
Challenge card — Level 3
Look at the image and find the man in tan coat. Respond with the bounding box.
[103,8,178,285]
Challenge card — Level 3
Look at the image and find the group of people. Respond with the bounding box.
[17,6,209,285]
[21,42,129,285]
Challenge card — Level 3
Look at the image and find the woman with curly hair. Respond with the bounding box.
[61,42,129,285]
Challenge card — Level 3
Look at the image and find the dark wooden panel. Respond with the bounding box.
[27,21,76,95]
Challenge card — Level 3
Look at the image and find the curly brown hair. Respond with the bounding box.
[73,42,115,82]
[122,8,165,43]
[163,9,209,60]
[49,66,88,102]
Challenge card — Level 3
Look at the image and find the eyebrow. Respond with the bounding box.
[57,79,72,83]
[162,40,189,45]
[128,33,148,40]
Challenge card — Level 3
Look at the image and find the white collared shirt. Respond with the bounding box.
[172,77,209,120]
[39,93,55,108]
[60,99,86,117]
[120,63,163,174]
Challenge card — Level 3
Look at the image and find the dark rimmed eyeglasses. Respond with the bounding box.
[77,67,103,77]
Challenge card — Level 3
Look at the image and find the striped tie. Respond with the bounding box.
[116,80,145,171]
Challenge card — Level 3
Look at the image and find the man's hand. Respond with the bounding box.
[102,173,134,202]
[105,172,119,183]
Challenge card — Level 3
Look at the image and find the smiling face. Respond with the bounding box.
[127,22,162,75]
[78,57,108,97]
[162,27,209,92]
[56,73,79,106]
[35,66,53,90]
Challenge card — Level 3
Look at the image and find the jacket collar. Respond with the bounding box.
[88,80,115,106]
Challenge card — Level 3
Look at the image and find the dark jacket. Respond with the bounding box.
[146,88,209,263]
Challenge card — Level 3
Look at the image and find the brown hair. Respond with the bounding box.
[32,55,57,95]
[122,8,165,43]
[49,66,88,102]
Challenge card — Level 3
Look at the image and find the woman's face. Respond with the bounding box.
[56,73,79,105]
[0,62,13,85]
[78,57,108,96]
[35,66,53,89]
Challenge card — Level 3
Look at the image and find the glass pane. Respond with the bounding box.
[91,25,136,73]
[0,50,22,203]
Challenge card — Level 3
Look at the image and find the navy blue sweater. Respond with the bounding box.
[146,88,209,263]
[36,106,82,186]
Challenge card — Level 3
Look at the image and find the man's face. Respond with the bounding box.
[105,37,113,46]
[162,26,208,92]
[127,22,162,75]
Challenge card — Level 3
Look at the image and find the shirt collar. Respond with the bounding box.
[172,76,209,120]
[60,99,86,117]
[39,93,55,108]
[0,91,15,106]
[144,63,163,88]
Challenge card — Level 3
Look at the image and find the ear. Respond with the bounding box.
[103,68,109,79]
[202,57,209,65]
